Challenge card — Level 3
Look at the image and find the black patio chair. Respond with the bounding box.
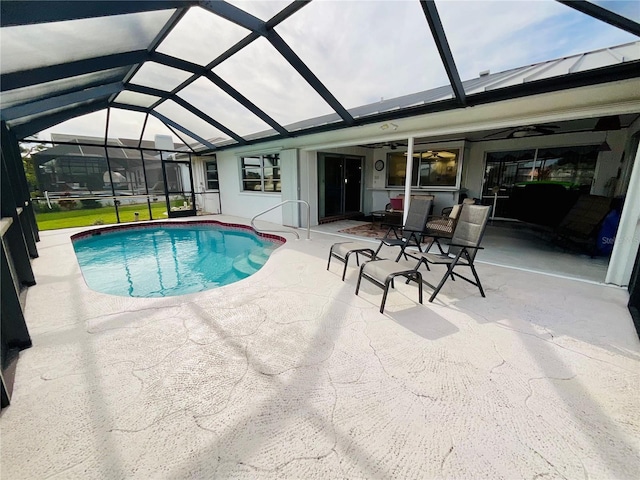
[327,241,377,281]
[373,196,433,261]
[411,204,492,302]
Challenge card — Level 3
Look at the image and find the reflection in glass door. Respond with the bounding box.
[318,153,362,220]
[161,155,196,218]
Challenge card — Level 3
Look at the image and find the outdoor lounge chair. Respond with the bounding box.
[374,196,433,261]
[357,205,491,310]
[327,241,377,281]
[555,194,612,255]
[410,204,492,302]
[422,198,476,253]
[355,259,423,314]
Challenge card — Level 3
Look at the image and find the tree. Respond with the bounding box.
[20,143,46,193]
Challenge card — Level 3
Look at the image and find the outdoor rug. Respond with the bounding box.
[338,223,391,239]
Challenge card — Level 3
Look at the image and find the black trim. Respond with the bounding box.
[11,99,110,139]
[0,1,194,27]
[2,82,122,121]
[556,0,640,37]
[150,111,216,150]
[198,0,267,34]
[124,83,246,144]
[267,30,355,125]
[1,50,149,91]
[420,1,467,106]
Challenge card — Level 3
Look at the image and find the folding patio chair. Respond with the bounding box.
[327,242,377,281]
[411,204,491,302]
[374,196,433,261]
[422,198,476,253]
[355,258,423,314]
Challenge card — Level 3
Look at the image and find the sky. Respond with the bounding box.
[30,0,639,146]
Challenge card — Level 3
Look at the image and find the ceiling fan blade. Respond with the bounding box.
[483,128,514,139]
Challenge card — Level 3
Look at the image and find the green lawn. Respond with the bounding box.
[35,203,169,230]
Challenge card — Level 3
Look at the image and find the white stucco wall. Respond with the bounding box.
[197,149,283,223]
[607,118,640,286]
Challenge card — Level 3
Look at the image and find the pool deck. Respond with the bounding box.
[2,215,639,479]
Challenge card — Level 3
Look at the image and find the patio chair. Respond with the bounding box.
[411,204,492,302]
[355,259,423,314]
[327,241,377,281]
[374,196,433,261]
[555,194,612,255]
[423,198,476,253]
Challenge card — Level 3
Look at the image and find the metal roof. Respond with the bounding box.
[1,1,639,152]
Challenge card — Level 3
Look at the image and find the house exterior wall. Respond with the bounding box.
[607,118,640,286]
[187,78,639,284]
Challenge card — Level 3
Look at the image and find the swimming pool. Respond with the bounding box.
[71,221,285,297]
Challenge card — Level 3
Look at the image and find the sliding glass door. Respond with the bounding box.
[318,153,363,220]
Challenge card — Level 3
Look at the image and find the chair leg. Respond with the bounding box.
[428,251,464,302]
[341,253,350,281]
[415,271,423,304]
[429,263,456,303]
[469,263,485,297]
[355,263,366,295]
[380,278,392,314]
[326,248,333,270]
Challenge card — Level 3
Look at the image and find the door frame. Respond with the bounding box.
[161,157,196,218]
[317,152,363,220]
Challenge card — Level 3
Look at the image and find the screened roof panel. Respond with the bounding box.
[140,112,188,145]
[38,111,108,143]
[156,99,230,144]
[0,9,176,74]
[276,1,449,111]
[213,37,334,128]
[6,98,105,128]
[589,0,640,22]
[156,7,250,66]
[114,91,162,108]
[226,1,291,21]
[106,109,146,141]
[437,0,638,91]
[0,67,129,109]
[128,62,193,92]
[178,77,273,137]
[2,1,638,146]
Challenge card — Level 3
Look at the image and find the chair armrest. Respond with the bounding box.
[446,242,484,250]
[424,216,456,236]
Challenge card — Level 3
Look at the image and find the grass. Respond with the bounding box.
[35,202,170,230]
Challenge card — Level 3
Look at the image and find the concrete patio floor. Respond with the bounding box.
[1,215,639,479]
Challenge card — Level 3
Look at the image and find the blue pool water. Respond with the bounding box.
[72,222,283,297]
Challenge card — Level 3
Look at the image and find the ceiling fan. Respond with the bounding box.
[483,124,560,139]
[422,150,456,160]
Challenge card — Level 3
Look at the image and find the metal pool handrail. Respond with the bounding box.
[251,200,311,240]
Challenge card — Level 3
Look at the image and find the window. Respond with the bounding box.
[205,158,219,190]
[482,145,599,219]
[387,149,459,188]
[241,153,281,192]
[483,145,599,198]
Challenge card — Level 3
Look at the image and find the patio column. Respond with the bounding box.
[606,143,640,286]
[403,136,414,224]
